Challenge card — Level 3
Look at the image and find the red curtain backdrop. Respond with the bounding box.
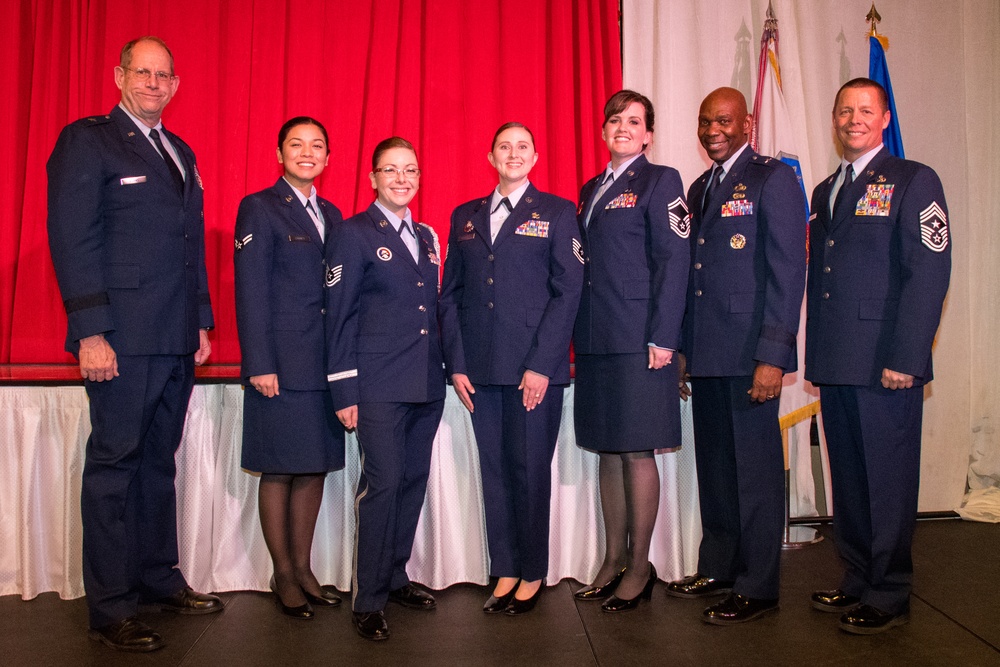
[0,0,622,364]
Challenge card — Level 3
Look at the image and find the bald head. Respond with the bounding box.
[698,87,752,163]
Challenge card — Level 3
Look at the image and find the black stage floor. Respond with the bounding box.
[3,519,998,666]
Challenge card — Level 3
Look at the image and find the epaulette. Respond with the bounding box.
[73,114,114,127]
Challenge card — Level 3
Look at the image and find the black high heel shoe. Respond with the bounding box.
[600,564,657,613]
[483,579,520,614]
[270,576,314,620]
[304,586,342,607]
[504,581,544,616]
[574,567,626,601]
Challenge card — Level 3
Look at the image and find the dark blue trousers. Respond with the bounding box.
[819,384,923,615]
[470,384,563,582]
[352,399,444,612]
[691,376,784,600]
[81,354,194,627]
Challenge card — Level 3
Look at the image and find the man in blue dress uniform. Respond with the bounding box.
[666,87,806,624]
[47,36,222,652]
[806,78,951,634]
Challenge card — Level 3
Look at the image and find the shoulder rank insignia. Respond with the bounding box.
[919,202,949,252]
[855,184,894,216]
[572,237,584,264]
[235,233,252,250]
[325,264,342,287]
[668,197,691,238]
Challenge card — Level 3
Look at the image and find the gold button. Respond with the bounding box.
[486,277,493,285]
[823,266,831,273]
[697,238,705,245]
[827,239,835,247]
[695,290,703,297]
[694,263,702,270]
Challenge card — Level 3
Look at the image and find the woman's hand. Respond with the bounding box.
[336,405,358,430]
[451,373,476,413]
[250,373,279,397]
[519,369,549,411]
[648,346,673,370]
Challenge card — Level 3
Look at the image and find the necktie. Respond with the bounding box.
[832,164,855,217]
[584,172,614,227]
[493,197,512,214]
[399,220,419,261]
[701,164,722,216]
[148,128,185,194]
[305,201,324,242]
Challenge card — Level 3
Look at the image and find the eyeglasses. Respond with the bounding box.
[373,166,420,179]
[122,67,174,83]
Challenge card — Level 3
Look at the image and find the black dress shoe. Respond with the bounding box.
[504,582,543,615]
[88,617,164,652]
[305,586,343,607]
[483,580,519,613]
[156,586,224,615]
[601,564,657,613]
[702,593,779,625]
[353,611,390,641]
[388,583,436,610]
[839,604,910,635]
[665,573,734,599]
[811,589,861,613]
[574,567,626,601]
[270,576,314,620]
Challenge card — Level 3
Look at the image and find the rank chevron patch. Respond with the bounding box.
[919,202,949,252]
[668,197,691,238]
[325,264,342,287]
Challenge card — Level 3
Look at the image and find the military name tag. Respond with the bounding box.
[120,176,147,185]
[721,200,754,217]
[514,220,550,238]
[855,184,894,216]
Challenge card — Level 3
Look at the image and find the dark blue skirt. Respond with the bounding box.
[241,387,345,474]
[573,352,681,453]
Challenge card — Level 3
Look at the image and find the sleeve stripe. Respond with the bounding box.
[327,369,358,382]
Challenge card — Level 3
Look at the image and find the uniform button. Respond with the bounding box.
[417,281,424,287]
[827,239,835,247]
[418,305,426,312]
[486,277,493,285]
[320,308,326,315]
[694,289,703,297]
[697,238,705,245]
[822,292,830,299]
[488,254,495,262]
[420,328,428,335]
[823,266,831,273]
[694,262,702,270]
[487,302,494,309]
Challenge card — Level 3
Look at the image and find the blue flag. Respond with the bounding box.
[869,36,904,158]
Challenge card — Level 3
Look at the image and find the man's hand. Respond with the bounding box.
[748,362,783,403]
[78,334,118,382]
[648,346,673,370]
[250,373,279,398]
[519,369,549,412]
[194,329,212,366]
[677,353,691,401]
[451,373,476,413]
[337,405,358,430]
[881,368,915,390]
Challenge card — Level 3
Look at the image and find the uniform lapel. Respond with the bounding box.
[590,155,647,229]
[471,196,492,250]
[112,107,176,195]
[275,178,323,249]
[492,183,540,250]
[830,147,890,232]
[368,204,420,272]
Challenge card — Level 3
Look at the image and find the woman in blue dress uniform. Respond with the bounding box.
[440,123,583,614]
[235,117,346,619]
[572,90,691,611]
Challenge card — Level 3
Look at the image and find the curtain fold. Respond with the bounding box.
[2,0,622,364]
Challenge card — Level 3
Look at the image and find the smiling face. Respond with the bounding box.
[602,100,652,168]
[487,126,538,192]
[277,123,329,192]
[114,40,178,127]
[369,146,420,216]
[833,85,890,162]
[697,87,751,163]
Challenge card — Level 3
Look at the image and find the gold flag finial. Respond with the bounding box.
[867,3,889,50]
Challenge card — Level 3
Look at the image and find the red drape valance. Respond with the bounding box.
[1,0,622,363]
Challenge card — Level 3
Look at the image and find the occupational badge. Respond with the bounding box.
[235,233,252,250]
[730,233,747,249]
[572,238,585,264]
[855,184,894,216]
[376,247,392,261]
[325,264,342,287]
[919,202,949,252]
[668,197,691,238]
[531,212,540,219]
